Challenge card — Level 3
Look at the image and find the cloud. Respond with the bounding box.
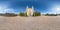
[0,3,16,13]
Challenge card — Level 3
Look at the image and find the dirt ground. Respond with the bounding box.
[0,16,60,30]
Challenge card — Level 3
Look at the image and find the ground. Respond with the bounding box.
[0,16,60,30]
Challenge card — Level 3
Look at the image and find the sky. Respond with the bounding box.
[0,0,60,14]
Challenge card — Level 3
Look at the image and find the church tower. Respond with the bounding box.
[26,6,34,16]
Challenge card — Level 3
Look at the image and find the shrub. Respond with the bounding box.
[4,13,17,17]
[45,13,57,16]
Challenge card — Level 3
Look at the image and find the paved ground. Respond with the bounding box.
[0,16,60,30]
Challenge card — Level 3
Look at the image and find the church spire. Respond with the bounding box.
[32,6,34,12]
[26,6,28,12]
[27,6,28,9]
[32,6,34,9]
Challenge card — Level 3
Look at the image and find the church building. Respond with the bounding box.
[26,6,34,16]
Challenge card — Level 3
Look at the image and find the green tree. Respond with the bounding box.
[24,12,27,16]
[19,12,27,16]
[33,11,41,16]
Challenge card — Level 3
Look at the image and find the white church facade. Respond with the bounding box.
[26,6,34,16]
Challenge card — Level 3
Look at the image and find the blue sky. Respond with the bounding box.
[0,0,60,14]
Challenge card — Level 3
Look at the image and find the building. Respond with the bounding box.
[26,6,34,16]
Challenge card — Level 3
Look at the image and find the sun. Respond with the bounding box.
[57,8,60,10]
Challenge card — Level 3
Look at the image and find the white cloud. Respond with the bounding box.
[0,3,15,14]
